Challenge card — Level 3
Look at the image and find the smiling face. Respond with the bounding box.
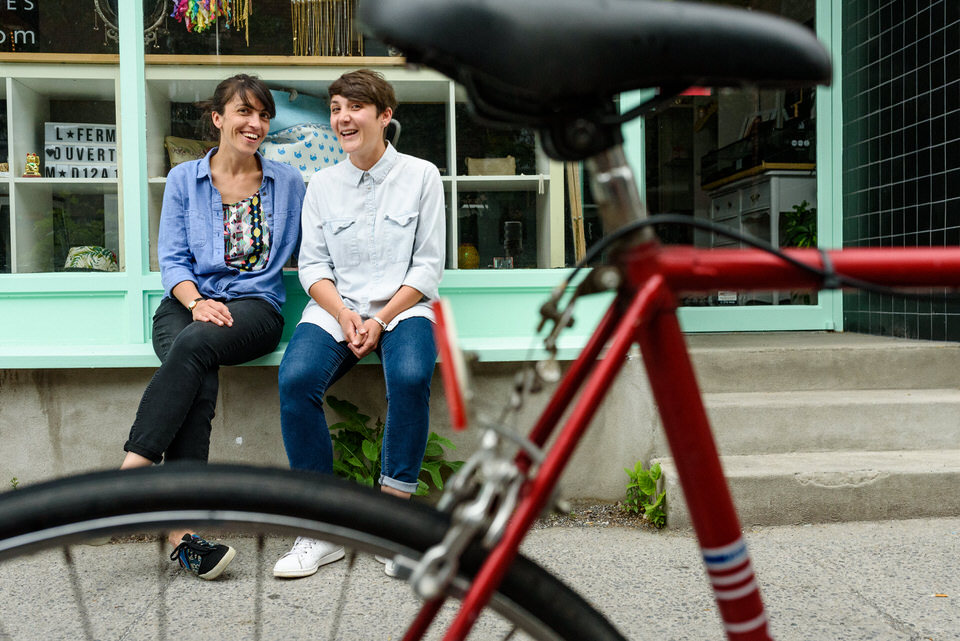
[211,92,271,157]
[330,95,392,170]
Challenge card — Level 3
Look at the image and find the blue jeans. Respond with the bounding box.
[125,296,284,463]
[278,317,437,494]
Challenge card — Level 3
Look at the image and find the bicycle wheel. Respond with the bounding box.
[0,464,627,641]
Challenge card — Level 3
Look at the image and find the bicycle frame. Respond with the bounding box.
[405,144,960,641]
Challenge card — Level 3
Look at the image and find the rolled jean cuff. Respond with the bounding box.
[123,440,163,464]
[379,474,419,495]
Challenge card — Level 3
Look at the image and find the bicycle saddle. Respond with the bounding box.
[359,0,832,159]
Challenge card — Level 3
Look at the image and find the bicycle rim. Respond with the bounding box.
[0,464,627,641]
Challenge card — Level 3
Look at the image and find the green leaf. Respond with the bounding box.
[423,441,444,457]
[361,439,380,461]
[421,460,444,489]
[430,433,457,449]
[415,479,429,496]
[635,474,657,496]
[649,462,662,480]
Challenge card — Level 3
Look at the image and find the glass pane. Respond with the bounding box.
[0,1,119,54]
[455,104,537,176]
[457,191,538,270]
[642,0,818,307]
[14,184,119,273]
[6,77,119,274]
[148,0,390,56]
[452,103,545,269]
[0,191,9,274]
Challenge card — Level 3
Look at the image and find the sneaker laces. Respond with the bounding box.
[281,536,319,559]
[169,535,217,562]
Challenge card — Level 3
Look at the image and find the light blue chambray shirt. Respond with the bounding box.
[297,143,445,341]
[158,149,305,313]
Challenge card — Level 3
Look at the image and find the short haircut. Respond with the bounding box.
[328,69,398,115]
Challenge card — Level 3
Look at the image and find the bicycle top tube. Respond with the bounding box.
[358,0,832,130]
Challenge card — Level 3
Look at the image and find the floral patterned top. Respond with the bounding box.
[223,191,271,271]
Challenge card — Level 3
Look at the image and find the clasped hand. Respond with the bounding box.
[192,299,233,327]
[339,309,382,358]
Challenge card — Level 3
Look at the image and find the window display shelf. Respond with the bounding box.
[2,68,120,275]
[142,64,564,271]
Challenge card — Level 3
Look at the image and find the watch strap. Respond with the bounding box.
[187,297,204,311]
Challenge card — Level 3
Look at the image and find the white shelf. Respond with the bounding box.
[455,174,550,192]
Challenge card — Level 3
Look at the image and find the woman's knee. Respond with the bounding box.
[387,360,434,399]
[278,358,318,400]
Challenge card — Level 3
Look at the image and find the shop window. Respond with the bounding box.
[1,1,118,54]
[144,0,389,57]
[643,0,818,307]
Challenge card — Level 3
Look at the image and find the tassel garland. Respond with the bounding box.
[291,0,363,56]
[171,0,253,44]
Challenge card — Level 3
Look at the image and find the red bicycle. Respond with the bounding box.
[1,2,957,641]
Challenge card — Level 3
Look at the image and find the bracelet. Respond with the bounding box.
[373,316,388,331]
[336,305,348,323]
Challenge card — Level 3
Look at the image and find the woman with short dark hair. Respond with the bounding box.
[274,69,445,579]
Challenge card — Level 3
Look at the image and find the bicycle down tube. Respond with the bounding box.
[404,149,960,641]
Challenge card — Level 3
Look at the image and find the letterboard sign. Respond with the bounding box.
[43,123,117,179]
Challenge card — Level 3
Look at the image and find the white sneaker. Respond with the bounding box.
[273,537,344,578]
[375,554,399,578]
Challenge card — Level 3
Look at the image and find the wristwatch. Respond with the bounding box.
[187,297,204,312]
[373,316,388,331]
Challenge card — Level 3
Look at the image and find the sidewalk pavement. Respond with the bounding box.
[1,517,958,640]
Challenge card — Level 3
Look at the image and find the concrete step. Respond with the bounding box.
[654,449,960,528]
[687,332,960,393]
[690,388,960,456]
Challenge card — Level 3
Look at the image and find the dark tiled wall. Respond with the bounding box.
[841,0,960,340]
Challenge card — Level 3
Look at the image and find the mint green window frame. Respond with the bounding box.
[0,1,843,369]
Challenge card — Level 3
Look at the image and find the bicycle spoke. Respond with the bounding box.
[157,535,169,641]
[327,549,358,641]
[500,627,518,640]
[61,546,94,641]
[254,535,265,641]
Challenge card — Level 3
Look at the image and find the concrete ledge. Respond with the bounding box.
[700,388,960,455]
[655,449,960,528]
[689,332,960,392]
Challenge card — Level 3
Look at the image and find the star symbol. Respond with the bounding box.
[66,131,75,139]
[58,170,66,177]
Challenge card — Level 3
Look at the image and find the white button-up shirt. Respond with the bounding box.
[297,143,446,341]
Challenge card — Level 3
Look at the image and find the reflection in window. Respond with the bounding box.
[16,190,119,274]
[643,0,817,307]
[457,192,537,270]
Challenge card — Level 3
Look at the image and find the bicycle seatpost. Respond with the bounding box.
[587,145,656,253]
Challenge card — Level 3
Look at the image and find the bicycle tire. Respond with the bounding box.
[0,464,627,641]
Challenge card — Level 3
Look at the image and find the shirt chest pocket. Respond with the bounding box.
[382,211,419,264]
[325,218,361,267]
[185,210,222,271]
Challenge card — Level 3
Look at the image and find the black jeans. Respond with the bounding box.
[124,296,284,463]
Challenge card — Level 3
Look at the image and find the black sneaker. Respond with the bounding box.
[170,534,237,580]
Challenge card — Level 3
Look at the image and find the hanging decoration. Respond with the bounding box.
[170,0,253,45]
[93,0,169,48]
[291,0,363,56]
